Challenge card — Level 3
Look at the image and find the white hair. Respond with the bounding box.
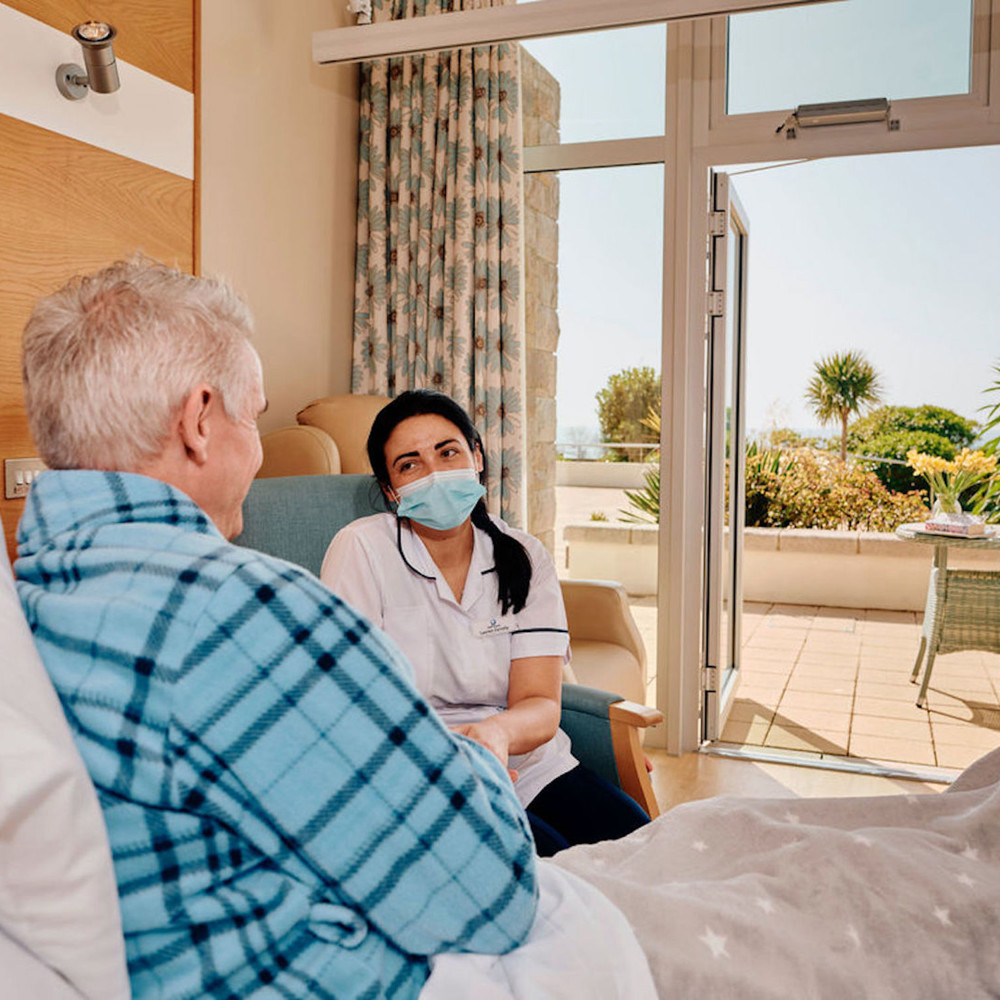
[22,258,256,471]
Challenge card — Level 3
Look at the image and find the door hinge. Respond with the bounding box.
[707,291,725,317]
[709,211,727,236]
[703,676,719,742]
[702,664,718,692]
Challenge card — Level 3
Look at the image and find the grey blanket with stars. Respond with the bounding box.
[554,747,1000,999]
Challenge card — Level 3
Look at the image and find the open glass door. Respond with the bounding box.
[703,170,750,742]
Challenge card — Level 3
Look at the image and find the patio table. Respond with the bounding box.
[896,523,1000,707]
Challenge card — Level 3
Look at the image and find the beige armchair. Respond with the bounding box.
[259,425,341,479]
[296,394,392,474]
[560,579,647,705]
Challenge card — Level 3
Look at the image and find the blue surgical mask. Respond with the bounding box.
[394,468,486,530]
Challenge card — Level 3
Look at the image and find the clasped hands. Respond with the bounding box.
[450,716,519,783]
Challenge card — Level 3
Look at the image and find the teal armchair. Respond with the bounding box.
[235,474,661,817]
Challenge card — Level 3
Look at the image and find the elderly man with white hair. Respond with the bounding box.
[13,258,540,1000]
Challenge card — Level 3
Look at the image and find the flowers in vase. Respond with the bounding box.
[906,448,998,514]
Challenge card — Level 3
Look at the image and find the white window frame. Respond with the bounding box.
[698,0,998,158]
[658,0,1000,754]
[313,0,840,65]
[523,136,666,174]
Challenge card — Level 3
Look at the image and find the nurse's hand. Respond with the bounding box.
[451,719,517,782]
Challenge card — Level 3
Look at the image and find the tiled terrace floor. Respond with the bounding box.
[557,486,1000,775]
[720,602,1000,773]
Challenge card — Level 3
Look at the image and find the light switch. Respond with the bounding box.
[4,458,48,499]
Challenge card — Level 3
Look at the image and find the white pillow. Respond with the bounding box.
[0,543,130,1000]
[0,927,87,1000]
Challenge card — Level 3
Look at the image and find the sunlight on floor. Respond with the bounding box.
[646,746,942,812]
[722,602,1000,773]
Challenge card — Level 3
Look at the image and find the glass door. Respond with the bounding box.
[703,170,750,742]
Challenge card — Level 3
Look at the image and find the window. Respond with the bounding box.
[726,0,974,116]
[521,24,666,144]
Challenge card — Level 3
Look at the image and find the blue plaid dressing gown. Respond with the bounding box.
[16,470,537,1000]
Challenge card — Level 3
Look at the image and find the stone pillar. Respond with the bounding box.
[521,50,560,554]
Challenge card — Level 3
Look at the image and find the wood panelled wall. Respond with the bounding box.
[0,0,196,559]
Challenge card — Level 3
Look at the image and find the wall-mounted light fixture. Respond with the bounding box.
[56,21,119,101]
[776,98,897,139]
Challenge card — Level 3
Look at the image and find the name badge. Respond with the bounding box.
[474,616,517,638]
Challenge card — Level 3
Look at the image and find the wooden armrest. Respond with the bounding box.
[608,701,662,820]
[608,700,663,728]
[560,684,661,819]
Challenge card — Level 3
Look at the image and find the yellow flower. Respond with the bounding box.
[906,450,951,477]
[907,448,997,513]
[951,448,997,475]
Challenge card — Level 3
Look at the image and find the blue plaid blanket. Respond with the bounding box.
[16,470,537,1000]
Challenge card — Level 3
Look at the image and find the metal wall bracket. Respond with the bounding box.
[56,63,88,100]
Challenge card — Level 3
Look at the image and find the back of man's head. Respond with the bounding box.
[22,258,254,472]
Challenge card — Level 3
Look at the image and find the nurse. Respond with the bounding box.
[320,390,649,856]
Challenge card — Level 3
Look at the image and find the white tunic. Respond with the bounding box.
[320,513,576,807]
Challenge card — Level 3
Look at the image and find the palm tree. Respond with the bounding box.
[805,351,884,462]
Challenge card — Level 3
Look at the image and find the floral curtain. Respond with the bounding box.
[352,0,525,525]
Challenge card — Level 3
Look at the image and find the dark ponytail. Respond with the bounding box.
[367,390,533,614]
[471,500,532,615]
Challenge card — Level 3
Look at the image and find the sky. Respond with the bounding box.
[522,0,999,443]
[728,146,1000,438]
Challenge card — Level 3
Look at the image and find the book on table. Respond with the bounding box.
[923,519,988,537]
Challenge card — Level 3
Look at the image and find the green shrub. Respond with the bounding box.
[847,405,977,493]
[744,443,796,527]
[972,362,1000,520]
[854,430,956,493]
[968,479,1000,523]
[981,361,1000,455]
[620,445,928,530]
[848,404,977,446]
[759,450,928,531]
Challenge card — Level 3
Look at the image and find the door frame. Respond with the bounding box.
[656,6,1000,753]
[703,169,750,742]
[520,4,1000,753]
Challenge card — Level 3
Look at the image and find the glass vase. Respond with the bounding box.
[932,495,962,517]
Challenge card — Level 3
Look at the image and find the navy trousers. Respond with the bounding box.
[525,764,651,857]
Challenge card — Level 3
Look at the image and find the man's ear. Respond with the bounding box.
[178,383,215,465]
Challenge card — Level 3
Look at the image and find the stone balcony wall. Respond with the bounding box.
[565,523,1000,610]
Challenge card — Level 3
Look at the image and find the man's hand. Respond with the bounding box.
[450,718,518,783]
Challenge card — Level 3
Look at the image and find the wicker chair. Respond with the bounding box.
[911,567,1000,707]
